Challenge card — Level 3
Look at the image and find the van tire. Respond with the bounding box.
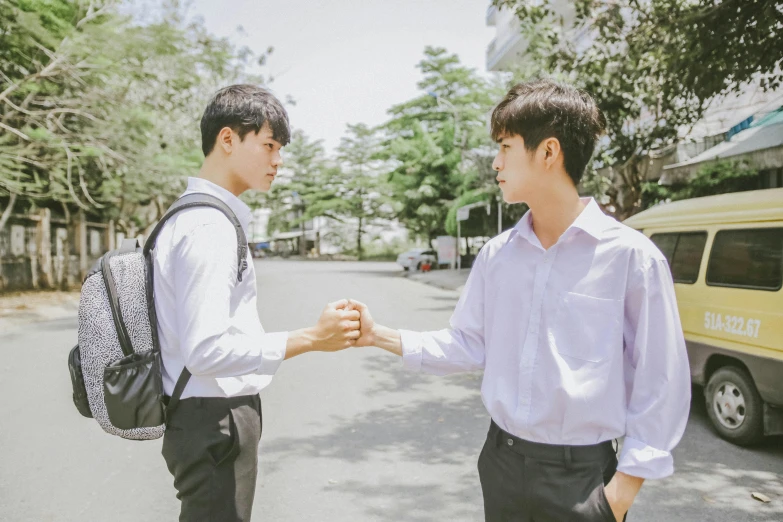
[705,366,764,446]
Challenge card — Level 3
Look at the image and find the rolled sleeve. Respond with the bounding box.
[617,436,673,479]
[257,331,289,376]
[621,257,691,479]
[400,330,424,372]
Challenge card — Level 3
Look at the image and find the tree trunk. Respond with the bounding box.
[37,208,53,289]
[356,215,363,261]
[0,191,17,233]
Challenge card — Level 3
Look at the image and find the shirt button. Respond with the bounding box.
[507,438,514,446]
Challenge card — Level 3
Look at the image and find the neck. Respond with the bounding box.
[198,156,247,197]
[528,183,585,250]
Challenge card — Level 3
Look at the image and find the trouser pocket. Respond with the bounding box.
[208,409,241,467]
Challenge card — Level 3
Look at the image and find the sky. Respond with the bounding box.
[184,0,497,151]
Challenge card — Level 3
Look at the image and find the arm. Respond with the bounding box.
[605,257,691,519]
[284,302,362,360]
[351,247,488,375]
[174,223,360,377]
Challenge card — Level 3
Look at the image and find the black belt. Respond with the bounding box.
[488,420,615,466]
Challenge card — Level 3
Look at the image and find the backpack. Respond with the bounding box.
[68,193,249,440]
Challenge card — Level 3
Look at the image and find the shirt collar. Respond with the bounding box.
[511,197,612,246]
[569,198,613,240]
[182,177,254,232]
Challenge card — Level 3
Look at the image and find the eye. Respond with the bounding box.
[266,143,274,150]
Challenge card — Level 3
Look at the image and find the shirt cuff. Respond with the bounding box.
[256,331,289,376]
[399,330,423,372]
[617,436,674,479]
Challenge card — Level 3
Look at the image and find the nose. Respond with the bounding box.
[272,150,283,167]
[492,153,502,172]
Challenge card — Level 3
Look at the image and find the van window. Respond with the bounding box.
[650,233,677,265]
[707,228,783,291]
[650,232,707,284]
[671,233,708,284]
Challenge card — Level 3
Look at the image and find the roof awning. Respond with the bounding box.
[271,230,318,241]
[272,231,304,240]
[660,119,783,184]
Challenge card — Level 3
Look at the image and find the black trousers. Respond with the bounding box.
[161,394,262,522]
[478,421,627,522]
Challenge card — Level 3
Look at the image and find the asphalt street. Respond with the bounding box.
[0,260,781,521]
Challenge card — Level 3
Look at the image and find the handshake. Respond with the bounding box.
[288,298,400,359]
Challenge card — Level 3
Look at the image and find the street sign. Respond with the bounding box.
[436,236,457,265]
[457,207,471,221]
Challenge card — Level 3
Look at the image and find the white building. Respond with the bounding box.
[484,2,783,191]
[485,1,576,72]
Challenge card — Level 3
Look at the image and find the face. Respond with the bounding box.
[225,124,284,193]
[492,133,560,204]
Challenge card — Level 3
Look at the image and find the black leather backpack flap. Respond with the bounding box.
[103,350,165,430]
[68,345,93,418]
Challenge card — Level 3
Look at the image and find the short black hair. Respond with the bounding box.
[200,84,291,157]
[490,79,606,185]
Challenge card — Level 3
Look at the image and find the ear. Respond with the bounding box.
[216,127,235,154]
[541,137,562,169]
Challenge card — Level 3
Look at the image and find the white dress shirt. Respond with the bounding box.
[401,199,691,479]
[153,177,288,398]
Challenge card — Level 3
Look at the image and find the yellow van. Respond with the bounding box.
[624,188,783,445]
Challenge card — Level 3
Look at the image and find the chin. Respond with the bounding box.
[501,191,520,205]
[503,187,530,205]
[249,178,273,192]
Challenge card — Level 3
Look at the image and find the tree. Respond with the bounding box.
[1,0,271,235]
[263,130,329,254]
[380,47,502,245]
[317,123,391,260]
[495,0,783,219]
[264,125,393,260]
[0,0,114,228]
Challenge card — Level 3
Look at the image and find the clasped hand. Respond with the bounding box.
[310,299,376,351]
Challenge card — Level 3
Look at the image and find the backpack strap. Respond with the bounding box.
[119,238,140,254]
[142,192,250,416]
[143,192,248,282]
[165,368,192,420]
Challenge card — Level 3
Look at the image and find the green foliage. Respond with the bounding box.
[495,0,782,219]
[642,160,759,206]
[264,124,393,260]
[263,130,328,236]
[381,47,504,244]
[0,0,271,232]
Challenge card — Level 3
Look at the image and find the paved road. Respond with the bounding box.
[1,261,781,521]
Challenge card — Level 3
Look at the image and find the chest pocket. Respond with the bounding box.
[552,292,624,363]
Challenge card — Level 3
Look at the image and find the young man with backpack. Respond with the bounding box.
[154,85,362,521]
[348,80,691,521]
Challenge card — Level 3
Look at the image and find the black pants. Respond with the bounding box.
[478,421,626,522]
[161,394,262,522]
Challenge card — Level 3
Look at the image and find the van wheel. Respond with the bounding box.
[705,366,764,446]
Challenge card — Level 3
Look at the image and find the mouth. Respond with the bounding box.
[266,172,277,179]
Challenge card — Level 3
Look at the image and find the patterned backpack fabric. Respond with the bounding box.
[68,193,248,440]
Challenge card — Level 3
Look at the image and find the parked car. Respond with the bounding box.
[624,188,783,446]
[396,248,437,271]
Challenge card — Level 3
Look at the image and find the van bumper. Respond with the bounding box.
[765,404,783,436]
